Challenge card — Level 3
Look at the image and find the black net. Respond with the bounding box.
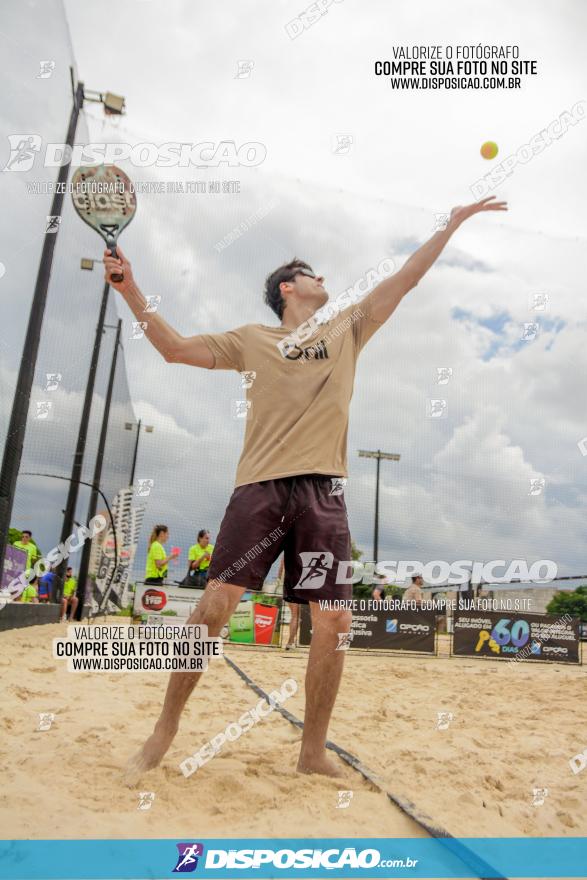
[0,0,136,573]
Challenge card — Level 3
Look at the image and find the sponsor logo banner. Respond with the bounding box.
[133,587,282,646]
[299,607,436,653]
[133,583,205,618]
[452,610,580,663]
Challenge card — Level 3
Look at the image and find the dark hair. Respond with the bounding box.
[66,566,73,573]
[149,524,168,546]
[263,258,313,319]
[197,529,209,540]
[411,574,422,582]
[21,530,32,537]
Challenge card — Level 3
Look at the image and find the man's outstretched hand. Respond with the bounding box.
[366,193,509,323]
[449,195,508,229]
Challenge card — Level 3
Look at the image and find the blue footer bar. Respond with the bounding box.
[0,837,586,879]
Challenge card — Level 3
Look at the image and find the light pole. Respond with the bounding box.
[0,72,125,577]
[75,320,123,617]
[57,274,110,585]
[358,449,400,564]
[125,421,154,487]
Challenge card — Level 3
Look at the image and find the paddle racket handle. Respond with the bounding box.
[108,244,124,283]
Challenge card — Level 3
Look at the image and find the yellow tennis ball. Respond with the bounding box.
[480,141,498,160]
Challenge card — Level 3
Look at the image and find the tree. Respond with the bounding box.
[8,528,21,545]
[253,593,279,606]
[353,581,405,600]
[349,538,405,599]
[546,586,587,622]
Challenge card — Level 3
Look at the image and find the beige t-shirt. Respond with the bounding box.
[201,294,384,487]
[403,583,424,603]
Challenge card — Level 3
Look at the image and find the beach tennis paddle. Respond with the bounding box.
[71,165,136,283]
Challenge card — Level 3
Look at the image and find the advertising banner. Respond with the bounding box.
[299,606,436,654]
[452,610,581,663]
[1,544,27,592]
[91,488,145,614]
[133,583,205,619]
[228,600,280,644]
[229,600,254,643]
[134,587,281,646]
[253,602,280,644]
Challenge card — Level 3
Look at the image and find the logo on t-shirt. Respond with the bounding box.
[284,339,329,361]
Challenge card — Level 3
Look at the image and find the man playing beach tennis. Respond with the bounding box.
[104,195,506,780]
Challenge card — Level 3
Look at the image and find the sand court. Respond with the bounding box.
[0,621,585,844]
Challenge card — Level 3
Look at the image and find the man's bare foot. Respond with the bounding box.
[124,723,177,787]
[296,751,343,777]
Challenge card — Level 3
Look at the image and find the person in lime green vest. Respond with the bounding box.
[145,524,180,585]
[187,529,214,588]
[18,583,38,603]
[60,566,78,622]
[13,529,38,579]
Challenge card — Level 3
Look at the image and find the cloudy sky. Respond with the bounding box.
[1,0,586,585]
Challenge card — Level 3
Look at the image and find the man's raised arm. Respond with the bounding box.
[365,195,508,324]
[103,246,214,368]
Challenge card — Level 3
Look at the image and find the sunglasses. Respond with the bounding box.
[288,268,317,281]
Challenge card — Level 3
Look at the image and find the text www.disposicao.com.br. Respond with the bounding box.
[70,657,205,672]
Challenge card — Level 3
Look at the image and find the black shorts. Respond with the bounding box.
[206,474,353,605]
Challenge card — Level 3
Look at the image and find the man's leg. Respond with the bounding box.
[68,596,78,620]
[125,580,244,783]
[297,604,352,776]
[60,597,67,621]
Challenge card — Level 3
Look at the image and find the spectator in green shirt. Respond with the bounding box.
[13,530,38,579]
[60,566,78,622]
[187,529,214,587]
[18,583,38,603]
[145,525,180,585]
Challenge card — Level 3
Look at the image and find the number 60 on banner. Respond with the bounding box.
[491,618,530,647]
